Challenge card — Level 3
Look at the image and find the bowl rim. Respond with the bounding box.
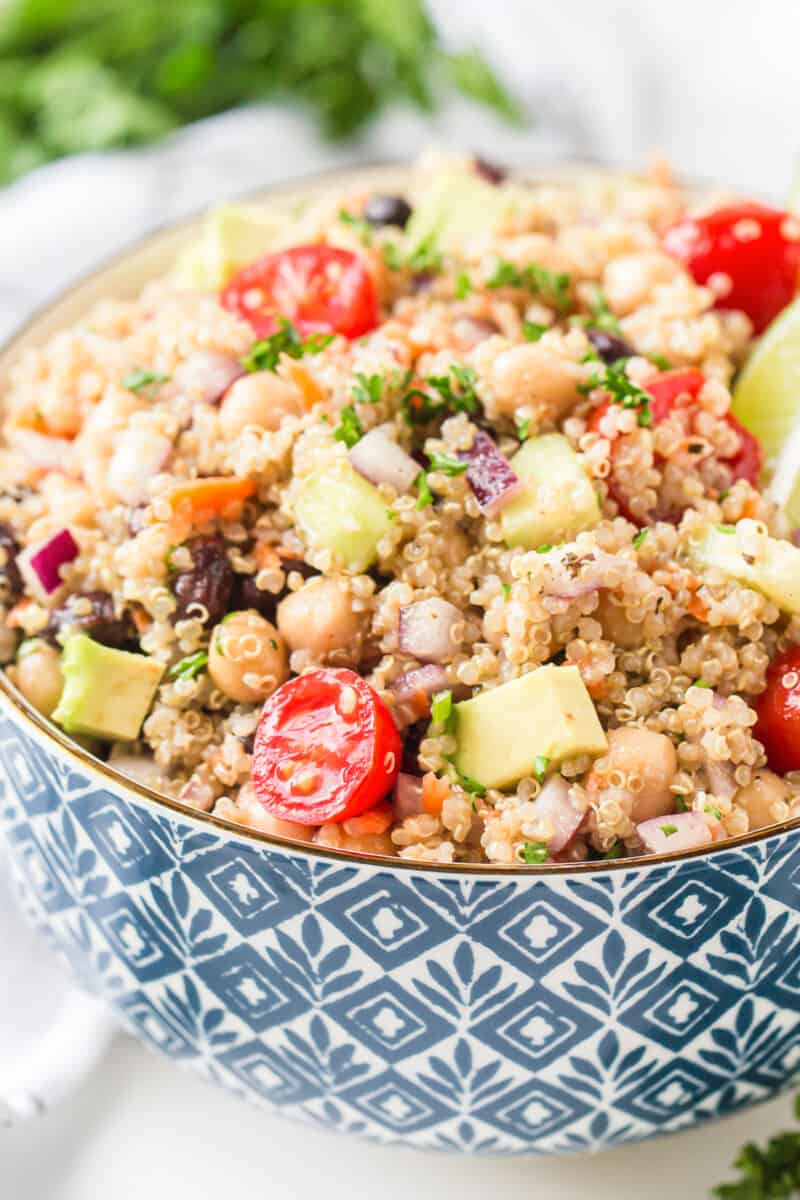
[2,156,797,877]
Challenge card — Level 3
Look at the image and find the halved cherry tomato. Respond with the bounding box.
[587,367,763,520]
[221,244,379,339]
[664,203,800,334]
[251,668,401,825]
[754,647,800,774]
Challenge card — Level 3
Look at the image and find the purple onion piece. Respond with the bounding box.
[22,528,79,596]
[393,773,424,821]
[173,351,245,405]
[460,431,522,517]
[637,812,712,855]
[705,758,737,802]
[398,598,462,664]
[390,664,451,706]
[349,428,419,493]
[533,776,586,853]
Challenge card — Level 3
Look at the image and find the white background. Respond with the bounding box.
[2,2,800,1196]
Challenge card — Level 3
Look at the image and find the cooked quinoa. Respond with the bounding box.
[3,152,800,866]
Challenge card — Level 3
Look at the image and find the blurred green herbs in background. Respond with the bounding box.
[0,0,523,184]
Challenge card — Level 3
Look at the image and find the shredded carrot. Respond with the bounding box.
[277,358,326,410]
[740,496,761,520]
[422,772,450,818]
[131,606,153,635]
[687,592,709,621]
[344,803,393,836]
[167,477,255,523]
[409,688,431,720]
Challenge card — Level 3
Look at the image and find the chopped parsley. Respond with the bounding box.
[717,523,737,533]
[713,1091,800,1198]
[487,258,572,313]
[693,679,712,689]
[705,804,723,821]
[383,234,442,274]
[536,543,553,554]
[426,449,468,476]
[122,367,170,393]
[501,583,511,599]
[168,650,209,680]
[458,772,487,798]
[338,207,373,244]
[333,405,364,449]
[431,689,453,726]
[522,841,549,864]
[242,319,334,373]
[533,755,550,784]
[351,372,385,406]
[402,364,480,425]
[522,320,547,342]
[660,823,678,837]
[649,353,673,371]
[415,471,433,509]
[675,795,689,813]
[632,529,648,550]
[455,270,473,299]
[516,415,531,440]
[603,841,624,860]
[587,287,623,335]
[582,360,653,427]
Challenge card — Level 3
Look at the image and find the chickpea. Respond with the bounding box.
[225,781,311,839]
[735,770,788,831]
[594,592,645,651]
[486,342,582,423]
[14,640,64,716]
[219,371,304,439]
[315,822,395,857]
[277,576,363,659]
[602,251,682,316]
[588,726,677,823]
[207,610,289,703]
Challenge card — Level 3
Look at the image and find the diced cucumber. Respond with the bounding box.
[732,296,800,464]
[453,663,607,790]
[174,204,289,290]
[500,433,599,550]
[688,523,800,614]
[405,166,519,254]
[294,460,393,573]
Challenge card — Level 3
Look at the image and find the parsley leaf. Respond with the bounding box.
[455,270,472,299]
[415,471,433,509]
[501,582,511,599]
[582,360,653,427]
[516,415,531,441]
[338,208,373,244]
[352,372,385,405]
[522,320,547,342]
[487,258,572,313]
[402,364,480,425]
[713,1093,800,1198]
[333,405,363,448]
[675,795,689,813]
[632,529,648,550]
[660,823,678,837]
[383,234,442,274]
[431,690,452,726]
[587,287,623,335]
[168,650,209,680]
[603,841,625,860]
[458,772,487,798]
[426,450,468,476]
[533,755,550,784]
[522,841,548,864]
[242,319,333,373]
[122,367,170,393]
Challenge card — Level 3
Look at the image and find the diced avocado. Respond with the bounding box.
[688,524,800,614]
[293,460,393,573]
[405,166,519,254]
[174,204,289,290]
[501,433,599,550]
[52,635,165,742]
[453,663,607,791]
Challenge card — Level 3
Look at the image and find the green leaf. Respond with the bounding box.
[522,840,548,864]
[168,650,209,680]
[415,470,433,509]
[522,320,546,342]
[533,755,549,784]
[632,529,648,549]
[431,689,452,725]
[487,257,572,313]
[351,372,385,405]
[426,449,467,477]
[455,270,472,299]
[333,405,364,449]
[444,48,524,122]
[122,367,170,393]
[242,319,333,373]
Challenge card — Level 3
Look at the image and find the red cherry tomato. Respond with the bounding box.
[221,244,379,339]
[754,648,800,774]
[645,368,705,423]
[723,412,763,487]
[251,668,401,826]
[664,203,800,334]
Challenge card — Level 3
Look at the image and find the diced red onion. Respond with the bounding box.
[532,776,587,853]
[107,427,173,505]
[349,428,419,493]
[399,598,462,664]
[179,776,216,812]
[393,773,424,821]
[390,664,451,706]
[453,317,499,346]
[7,428,75,472]
[460,432,522,517]
[173,351,245,405]
[705,758,737,802]
[637,812,712,855]
[711,692,727,711]
[19,528,79,597]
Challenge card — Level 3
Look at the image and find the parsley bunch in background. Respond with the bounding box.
[0,0,522,184]
[714,1094,800,1198]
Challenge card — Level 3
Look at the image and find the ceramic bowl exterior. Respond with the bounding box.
[3,695,800,1153]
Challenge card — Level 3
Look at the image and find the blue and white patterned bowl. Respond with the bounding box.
[3,165,800,1154]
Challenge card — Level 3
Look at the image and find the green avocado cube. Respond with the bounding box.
[501,433,599,550]
[688,523,800,614]
[173,204,288,290]
[405,166,519,253]
[52,635,165,742]
[294,460,393,573]
[453,663,607,790]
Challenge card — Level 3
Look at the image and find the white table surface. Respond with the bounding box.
[0,1033,793,1199]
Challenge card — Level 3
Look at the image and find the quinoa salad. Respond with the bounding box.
[4,153,800,868]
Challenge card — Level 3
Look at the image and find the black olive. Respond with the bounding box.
[401,720,427,776]
[48,591,137,650]
[364,194,413,229]
[473,157,507,185]
[0,523,22,601]
[586,327,636,364]
[233,558,318,621]
[171,536,233,627]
